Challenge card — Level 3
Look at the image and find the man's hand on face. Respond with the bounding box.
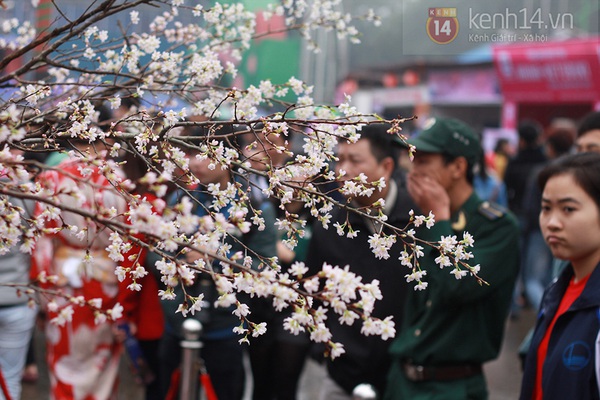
[407,172,451,221]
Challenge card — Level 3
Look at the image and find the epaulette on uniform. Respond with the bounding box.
[478,201,506,220]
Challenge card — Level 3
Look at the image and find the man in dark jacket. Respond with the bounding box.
[305,124,417,399]
[504,119,547,316]
[504,119,547,218]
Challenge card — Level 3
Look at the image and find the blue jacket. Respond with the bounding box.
[520,263,600,400]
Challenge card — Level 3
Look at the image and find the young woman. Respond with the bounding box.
[31,134,142,399]
[520,152,600,399]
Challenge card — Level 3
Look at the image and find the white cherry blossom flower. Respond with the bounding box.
[51,306,74,326]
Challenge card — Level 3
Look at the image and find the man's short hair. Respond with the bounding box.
[357,124,400,170]
[517,120,542,146]
[577,111,600,138]
[546,128,574,157]
[185,123,242,153]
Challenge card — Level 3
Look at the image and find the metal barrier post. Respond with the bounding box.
[180,319,203,400]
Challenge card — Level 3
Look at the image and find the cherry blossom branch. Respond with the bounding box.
[0,1,484,357]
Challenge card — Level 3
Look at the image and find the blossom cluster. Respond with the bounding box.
[0,1,481,356]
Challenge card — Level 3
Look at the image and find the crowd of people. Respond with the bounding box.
[2,106,600,400]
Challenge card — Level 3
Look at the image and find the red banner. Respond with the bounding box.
[493,37,600,103]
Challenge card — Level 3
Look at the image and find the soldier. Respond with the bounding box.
[385,117,520,399]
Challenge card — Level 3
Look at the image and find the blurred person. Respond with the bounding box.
[117,146,167,400]
[518,112,600,366]
[0,146,37,400]
[385,118,519,400]
[247,172,313,400]
[504,120,547,218]
[45,105,114,167]
[545,117,576,142]
[473,148,508,207]
[242,125,291,169]
[19,151,42,386]
[30,138,139,400]
[492,138,514,181]
[241,127,313,400]
[504,120,547,315]
[239,124,291,203]
[305,124,417,399]
[519,152,600,399]
[519,125,575,311]
[111,95,141,123]
[544,121,575,158]
[575,111,600,153]
[158,127,278,400]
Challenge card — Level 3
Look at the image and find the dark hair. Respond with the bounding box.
[546,128,574,157]
[184,123,242,153]
[121,146,151,193]
[120,95,141,110]
[494,138,510,155]
[518,119,542,146]
[95,103,113,125]
[538,152,600,211]
[359,124,400,170]
[577,111,600,138]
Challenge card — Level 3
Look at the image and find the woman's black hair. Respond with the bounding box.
[538,152,600,211]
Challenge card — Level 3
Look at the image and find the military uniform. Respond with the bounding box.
[385,194,520,400]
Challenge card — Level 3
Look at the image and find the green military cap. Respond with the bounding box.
[403,117,481,164]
